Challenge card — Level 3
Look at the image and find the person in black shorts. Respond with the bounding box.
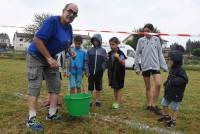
[86,34,107,107]
[134,23,168,115]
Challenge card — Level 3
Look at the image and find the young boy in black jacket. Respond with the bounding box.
[158,50,188,127]
[86,34,107,107]
[107,37,126,109]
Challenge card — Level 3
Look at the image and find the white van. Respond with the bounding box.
[102,44,135,69]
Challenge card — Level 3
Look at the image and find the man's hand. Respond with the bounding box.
[163,69,168,72]
[70,51,76,59]
[63,69,67,77]
[66,72,70,78]
[85,72,90,77]
[47,57,59,69]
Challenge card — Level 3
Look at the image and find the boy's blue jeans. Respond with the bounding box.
[69,74,82,89]
[161,98,180,112]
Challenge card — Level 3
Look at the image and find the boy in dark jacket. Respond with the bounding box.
[86,33,107,107]
[158,51,188,127]
[107,37,126,109]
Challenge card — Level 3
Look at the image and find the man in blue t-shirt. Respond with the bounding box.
[26,3,78,131]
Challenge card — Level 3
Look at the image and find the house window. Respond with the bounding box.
[19,44,23,47]
[19,38,23,41]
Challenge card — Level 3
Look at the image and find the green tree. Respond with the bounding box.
[125,39,137,50]
[82,41,92,50]
[170,43,185,53]
[192,48,200,57]
[24,13,52,41]
[186,39,200,55]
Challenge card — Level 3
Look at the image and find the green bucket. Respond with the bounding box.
[64,93,92,116]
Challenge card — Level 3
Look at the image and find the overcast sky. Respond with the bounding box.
[0,0,200,46]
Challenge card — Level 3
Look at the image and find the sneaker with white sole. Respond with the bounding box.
[112,103,119,109]
[46,113,63,121]
[26,116,44,132]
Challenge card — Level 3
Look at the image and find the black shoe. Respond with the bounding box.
[95,101,101,107]
[166,120,176,128]
[145,106,152,111]
[152,106,162,115]
[158,115,171,122]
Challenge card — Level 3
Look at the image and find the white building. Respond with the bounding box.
[0,33,10,48]
[13,32,32,51]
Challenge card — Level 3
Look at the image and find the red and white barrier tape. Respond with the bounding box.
[1,25,199,37]
[74,29,200,37]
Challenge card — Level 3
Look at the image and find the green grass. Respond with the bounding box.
[0,59,200,134]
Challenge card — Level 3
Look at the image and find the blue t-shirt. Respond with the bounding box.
[66,48,87,75]
[27,16,73,57]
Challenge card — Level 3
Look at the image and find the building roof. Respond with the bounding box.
[14,32,33,38]
[0,33,10,39]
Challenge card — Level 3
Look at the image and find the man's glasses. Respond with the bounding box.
[67,9,78,17]
[144,30,151,32]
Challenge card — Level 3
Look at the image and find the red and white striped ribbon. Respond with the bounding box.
[1,25,199,37]
[74,29,200,37]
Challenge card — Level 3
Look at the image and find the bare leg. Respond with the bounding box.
[96,90,100,101]
[49,93,58,108]
[162,106,169,115]
[172,111,178,121]
[77,88,82,93]
[70,88,76,94]
[114,89,117,102]
[115,89,121,104]
[152,74,161,107]
[89,90,93,105]
[28,95,37,111]
[143,76,152,106]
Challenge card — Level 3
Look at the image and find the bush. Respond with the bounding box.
[192,48,200,57]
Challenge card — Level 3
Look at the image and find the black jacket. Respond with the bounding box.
[107,48,126,89]
[164,51,188,102]
[86,34,107,75]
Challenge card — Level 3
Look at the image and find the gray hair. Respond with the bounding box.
[63,3,72,11]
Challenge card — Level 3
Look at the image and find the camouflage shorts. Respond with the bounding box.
[26,54,61,97]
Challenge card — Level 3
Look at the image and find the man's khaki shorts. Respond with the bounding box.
[27,54,61,97]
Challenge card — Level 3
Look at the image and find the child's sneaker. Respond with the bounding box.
[158,115,171,122]
[46,113,63,121]
[166,119,176,128]
[26,116,44,132]
[95,101,102,107]
[112,103,119,109]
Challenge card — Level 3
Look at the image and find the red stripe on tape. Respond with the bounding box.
[117,31,131,34]
[72,28,199,37]
[176,34,191,37]
[85,30,97,32]
[100,30,113,33]
[158,33,170,36]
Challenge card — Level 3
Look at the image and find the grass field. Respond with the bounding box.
[0,59,200,134]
